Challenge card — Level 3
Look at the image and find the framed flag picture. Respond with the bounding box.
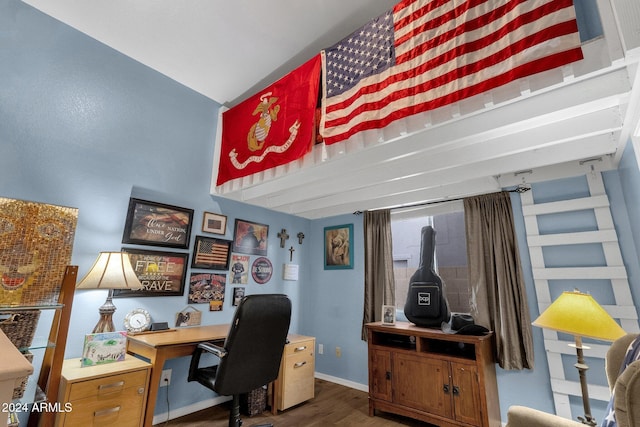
[191,236,232,270]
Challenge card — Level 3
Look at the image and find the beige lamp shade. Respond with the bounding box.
[533,290,625,342]
[76,252,143,290]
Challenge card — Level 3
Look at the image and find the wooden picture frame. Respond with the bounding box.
[122,198,194,249]
[191,236,232,270]
[232,219,269,256]
[324,224,354,269]
[202,211,227,235]
[113,248,188,297]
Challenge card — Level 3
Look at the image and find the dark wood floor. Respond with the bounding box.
[163,378,432,426]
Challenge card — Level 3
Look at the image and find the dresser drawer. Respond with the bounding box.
[62,383,146,427]
[67,370,148,401]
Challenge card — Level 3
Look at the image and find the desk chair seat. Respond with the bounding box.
[189,294,291,427]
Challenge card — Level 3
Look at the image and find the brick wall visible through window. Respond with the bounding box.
[391,209,470,314]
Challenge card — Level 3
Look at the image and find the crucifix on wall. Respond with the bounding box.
[277,229,289,248]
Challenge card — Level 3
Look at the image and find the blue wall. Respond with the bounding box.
[3,0,638,424]
[1,0,310,419]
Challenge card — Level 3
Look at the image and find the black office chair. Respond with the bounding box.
[188,294,292,427]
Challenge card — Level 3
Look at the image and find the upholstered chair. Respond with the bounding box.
[506,333,640,427]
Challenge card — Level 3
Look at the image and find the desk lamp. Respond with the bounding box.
[76,252,143,333]
[533,289,626,426]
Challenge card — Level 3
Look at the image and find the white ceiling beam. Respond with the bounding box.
[289,133,618,218]
[260,106,623,209]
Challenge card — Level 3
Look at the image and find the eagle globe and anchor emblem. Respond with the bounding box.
[228,92,302,171]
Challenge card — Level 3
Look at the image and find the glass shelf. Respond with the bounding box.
[0,304,64,311]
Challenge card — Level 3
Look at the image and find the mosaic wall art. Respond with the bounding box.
[0,197,78,306]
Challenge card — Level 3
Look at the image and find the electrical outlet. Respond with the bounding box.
[160,369,172,387]
[318,344,324,354]
[336,346,342,358]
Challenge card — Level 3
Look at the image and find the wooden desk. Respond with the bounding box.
[126,324,230,427]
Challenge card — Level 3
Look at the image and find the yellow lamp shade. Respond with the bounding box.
[533,290,625,342]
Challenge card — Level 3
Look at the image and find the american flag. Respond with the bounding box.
[320,0,584,145]
[195,239,229,267]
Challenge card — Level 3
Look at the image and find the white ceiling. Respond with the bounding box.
[22,0,640,218]
[22,0,398,106]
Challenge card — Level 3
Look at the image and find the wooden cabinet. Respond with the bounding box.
[55,355,151,427]
[272,334,315,412]
[366,322,500,427]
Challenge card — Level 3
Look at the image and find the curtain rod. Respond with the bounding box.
[353,184,530,215]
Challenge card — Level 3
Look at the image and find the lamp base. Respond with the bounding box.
[573,336,597,426]
[92,290,116,333]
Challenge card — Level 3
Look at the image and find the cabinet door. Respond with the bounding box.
[393,352,451,418]
[369,348,392,402]
[451,361,481,426]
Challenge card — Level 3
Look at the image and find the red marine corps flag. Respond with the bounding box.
[216,55,322,186]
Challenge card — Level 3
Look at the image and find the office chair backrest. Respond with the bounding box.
[213,293,292,396]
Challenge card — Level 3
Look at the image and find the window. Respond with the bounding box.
[391,203,470,315]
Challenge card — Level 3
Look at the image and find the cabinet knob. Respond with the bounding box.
[294,361,307,368]
[443,384,450,394]
[294,346,307,352]
[452,386,460,395]
[137,387,145,394]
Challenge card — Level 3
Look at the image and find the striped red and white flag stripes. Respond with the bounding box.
[320,0,583,145]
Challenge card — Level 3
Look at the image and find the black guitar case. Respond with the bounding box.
[404,226,451,327]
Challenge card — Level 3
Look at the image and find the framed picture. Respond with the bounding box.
[188,272,226,304]
[202,211,227,235]
[324,224,354,269]
[122,198,194,249]
[232,219,269,256]
[229,254,250,284]
[382,305,396,325]
[191,235,232,270]
[232,287,245,306]
[113,248,188,297]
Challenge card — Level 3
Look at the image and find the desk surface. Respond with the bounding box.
[127,324,230,348]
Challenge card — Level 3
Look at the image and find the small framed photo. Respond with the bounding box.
[324,224,354,269]
[191,236,232,270]
[382,305,396,325]
[122,198,194,249]
[202,212,227,235]
[232,287,245,306]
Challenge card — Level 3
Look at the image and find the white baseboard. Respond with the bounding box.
[314,372,368,393]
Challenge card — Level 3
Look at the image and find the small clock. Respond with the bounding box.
[124,308,151,333]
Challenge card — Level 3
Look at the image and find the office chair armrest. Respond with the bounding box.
[198,341,228,358]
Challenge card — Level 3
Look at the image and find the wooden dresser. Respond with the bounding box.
[366,322,500,427]
[272,334,315,413]
[55,355,151,427]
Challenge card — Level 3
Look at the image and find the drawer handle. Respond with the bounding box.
[94,406,121,417]
[98,381,125,391]
[294,346,307,352]
[294,361,307,368]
